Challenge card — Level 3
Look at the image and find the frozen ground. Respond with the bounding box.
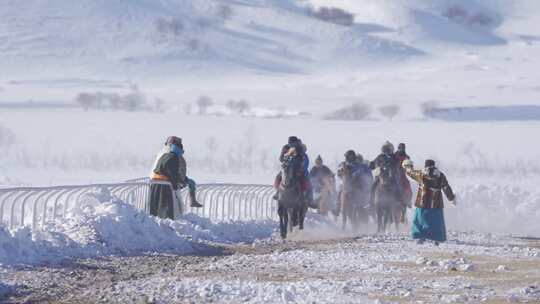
[2,229,540,303]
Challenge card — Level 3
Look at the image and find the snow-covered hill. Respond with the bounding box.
[0,0,539,108]
[2,0,539,76]
[0,0,422,77]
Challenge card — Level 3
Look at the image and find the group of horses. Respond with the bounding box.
[276,157,412,239]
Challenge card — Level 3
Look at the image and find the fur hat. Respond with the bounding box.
[381,141,394,154]
[424,159,436,168]
[288,136,299,145]
[345,150,356,162]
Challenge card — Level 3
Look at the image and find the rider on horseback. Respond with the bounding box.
[336,150,373,213]
[370,141,402,202]
[309,155,334,193]
[309,155,335,215]
[395,143,410,163]
[274,136,312,206]
[339,150,371,185]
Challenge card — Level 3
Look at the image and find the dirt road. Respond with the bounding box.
[2,233,540,303]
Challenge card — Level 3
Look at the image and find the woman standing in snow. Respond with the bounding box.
[402,159,456,245]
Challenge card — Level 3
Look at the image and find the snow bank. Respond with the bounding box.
[0,200,274,267]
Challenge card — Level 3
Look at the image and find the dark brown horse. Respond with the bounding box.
[277,152,307,239]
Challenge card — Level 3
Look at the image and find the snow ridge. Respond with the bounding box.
[0,199,274,266]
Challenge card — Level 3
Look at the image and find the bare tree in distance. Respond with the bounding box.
[420,101,440,116]
[226,100,250,114]
[196,96,214,115]
[217,4,233,22]
[76,92,107,111]
[323,103,372,121]
[378,104,400,121]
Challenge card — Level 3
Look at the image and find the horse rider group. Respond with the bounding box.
[274,137,456,245]
[276,139,412,217]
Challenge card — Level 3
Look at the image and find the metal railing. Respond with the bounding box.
[127,177,276,222]
[0,178,276,230]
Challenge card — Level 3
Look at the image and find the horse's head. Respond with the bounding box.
[280,156,299,189]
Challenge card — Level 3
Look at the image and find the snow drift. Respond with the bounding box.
[0,199,274,266]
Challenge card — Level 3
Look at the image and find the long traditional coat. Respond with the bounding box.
[149,152,181,219]
[406,168,455,209]
[406,167,455,242]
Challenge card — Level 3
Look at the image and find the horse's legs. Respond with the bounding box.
[278,205,287,239]
[320,192,328,216]
[342,202,349,231]
[342,209,346,230]
[351,205,358,232]
[288,208,295,234]
[396,206,403,232]
[299,204,307,230]
[377,206,384,234]
[341,194,347,230]
[383,206,391,233]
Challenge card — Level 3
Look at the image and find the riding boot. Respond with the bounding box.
[189,192,203,208]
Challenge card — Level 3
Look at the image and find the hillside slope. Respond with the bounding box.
[0,0,423,76]
[1,0,539,108]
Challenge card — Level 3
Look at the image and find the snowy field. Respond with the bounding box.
[2,0,540,302]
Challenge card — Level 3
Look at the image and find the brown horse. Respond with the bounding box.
[372,168,402,233]
[338,164,370,231]
[315,175,336,216]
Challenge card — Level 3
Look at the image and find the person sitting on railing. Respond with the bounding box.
[150,136,202,219]
[152,136,203,209]
[149,136,183,219]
